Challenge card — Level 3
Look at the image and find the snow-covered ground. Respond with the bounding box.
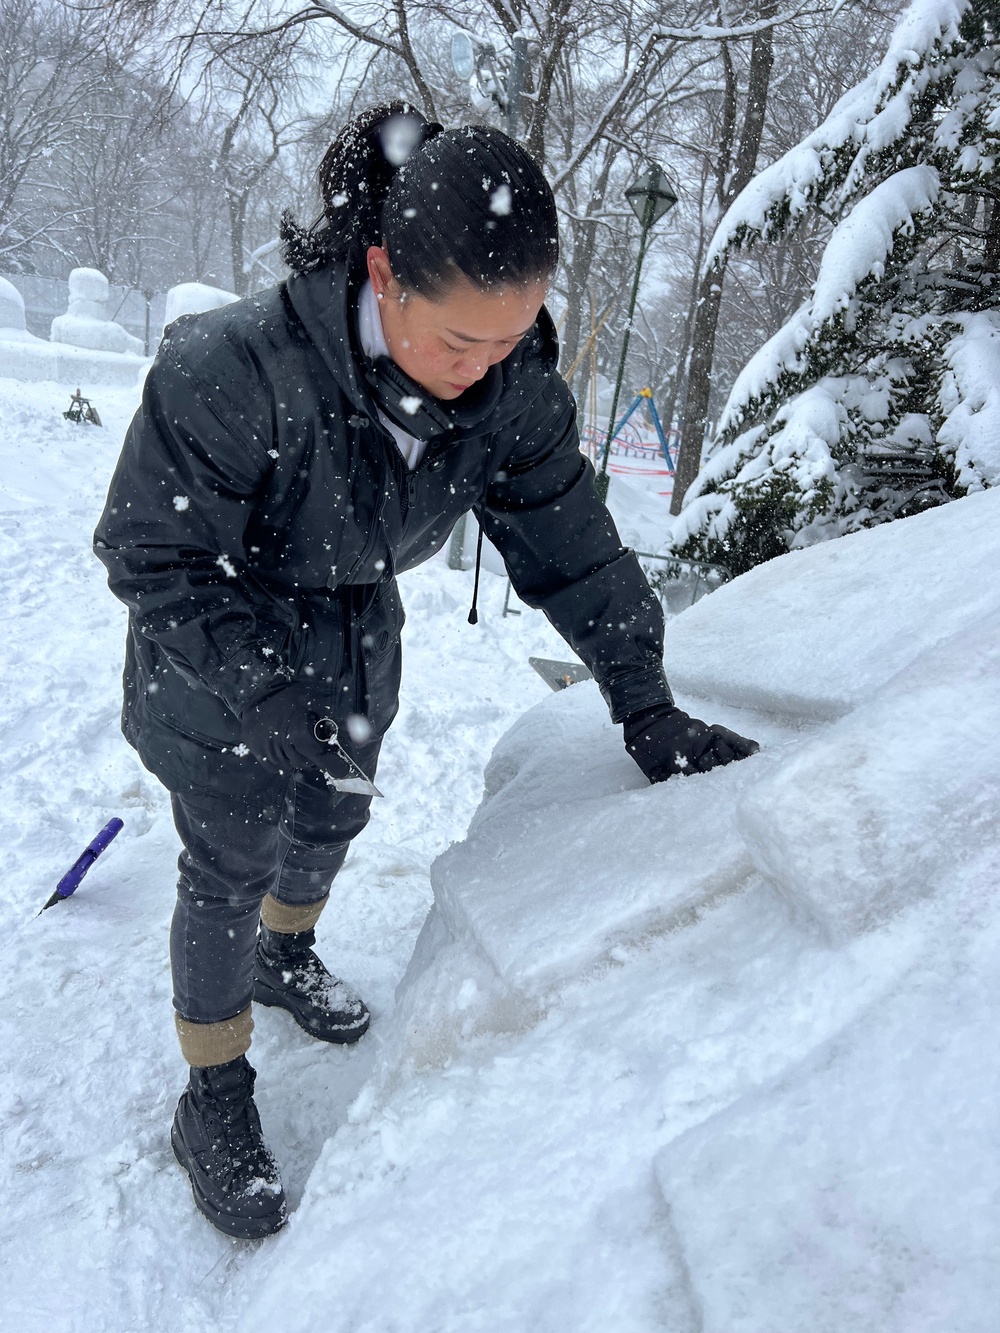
[1,373,997,1331]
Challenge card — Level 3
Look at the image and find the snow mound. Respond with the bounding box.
[234,479,1000,1332]
[661,486,1000,719]
[426,683,792,1002]
[50,312,142,356]
[0,276,33,337]
[385,489,1000,1051]
[0,338,148,386]
[738,611,1000,938]
[163,282,239,328]
[655,847,1000,1333]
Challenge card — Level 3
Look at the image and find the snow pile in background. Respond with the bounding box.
[2,372,998,1332]
[0,335,148,387]
[50,268,144,356]
[0,272,148,385]
[163,282,239,328]
[0,276,38,341]
[603,467,674,550]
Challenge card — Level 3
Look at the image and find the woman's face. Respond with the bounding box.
[366,246,548,401]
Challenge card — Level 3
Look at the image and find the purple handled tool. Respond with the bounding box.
[39,817,124,914]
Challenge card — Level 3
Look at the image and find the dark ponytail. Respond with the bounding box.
[281,101,436,274]
[282,103,559,296]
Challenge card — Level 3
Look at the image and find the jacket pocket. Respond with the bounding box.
[358,580,405,738]
[139,635,242,750]
[288,594,346,711]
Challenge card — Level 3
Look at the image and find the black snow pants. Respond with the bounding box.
[169,737,381,1025]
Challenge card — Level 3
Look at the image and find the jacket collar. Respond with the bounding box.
[283,259,559,439]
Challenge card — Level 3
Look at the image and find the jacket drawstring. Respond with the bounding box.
[468,516,484,625]
[467,444,495,626]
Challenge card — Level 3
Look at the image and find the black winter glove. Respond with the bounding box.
[623,704,759,783]
[241,683,339,772]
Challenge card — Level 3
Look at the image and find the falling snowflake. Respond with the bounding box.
[216,554,238,578]
[173,495,190,511]
[399,395,423,415]
[489,185,513,216]
[381,115,423,166]
[347,715,373,742]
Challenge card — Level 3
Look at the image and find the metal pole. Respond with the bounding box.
[143,289,153,357]
[596,202,655,502]
[447,514,469,569]
[505,35,527,139]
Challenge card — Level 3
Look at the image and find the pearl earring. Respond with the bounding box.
[376,292,384,301]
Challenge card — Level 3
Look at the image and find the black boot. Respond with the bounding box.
[171,1055,287,1240]
[253,920,370,1044]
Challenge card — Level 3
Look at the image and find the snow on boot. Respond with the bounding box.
[253,920,370,1044]
[170,1055,287,1240]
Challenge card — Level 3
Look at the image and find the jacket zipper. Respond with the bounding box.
[346,426,394,582]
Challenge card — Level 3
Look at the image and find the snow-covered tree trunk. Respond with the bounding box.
[672,13,777,515]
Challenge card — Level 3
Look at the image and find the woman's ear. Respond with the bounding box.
[366,245,395,298]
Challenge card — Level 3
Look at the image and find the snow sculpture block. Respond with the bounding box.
[737,612,1000,938]
[50,267,143,355]
[0,275,28,334]
[63,266,106,319]
[662,487,1000,720]
[428,683,790,998]
[0,276,57,377]
[655,894,1000,1333]
[163,282,239,327]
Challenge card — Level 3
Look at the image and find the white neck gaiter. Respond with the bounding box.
[356,280,428,471]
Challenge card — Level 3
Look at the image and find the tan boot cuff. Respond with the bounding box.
[260,893,328,935]
[175,1007,253,1067]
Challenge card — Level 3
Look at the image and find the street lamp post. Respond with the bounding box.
[596,163,678,501]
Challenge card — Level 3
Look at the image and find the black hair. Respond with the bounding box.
[281,101,559,297]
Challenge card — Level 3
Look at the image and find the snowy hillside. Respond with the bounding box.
[2,374,998,1331]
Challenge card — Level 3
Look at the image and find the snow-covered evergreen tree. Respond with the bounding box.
[671,0,1000,575]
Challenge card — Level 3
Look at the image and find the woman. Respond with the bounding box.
[95,102,757,1240]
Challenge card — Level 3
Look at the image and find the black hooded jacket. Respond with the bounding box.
[94,261,672,793]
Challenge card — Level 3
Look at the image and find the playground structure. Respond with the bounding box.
[580,387,678,499]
